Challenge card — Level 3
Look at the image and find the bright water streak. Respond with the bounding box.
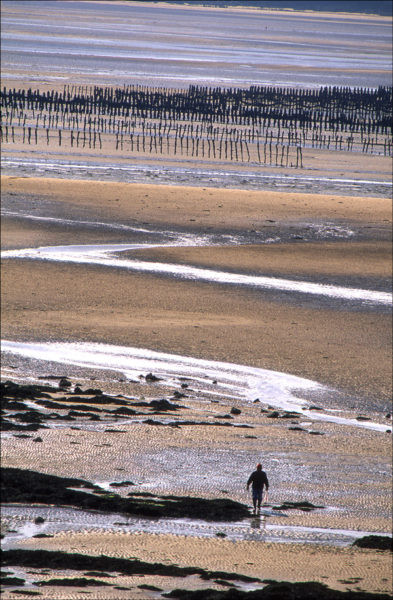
[2,244,391,305]
[1,340,388,432]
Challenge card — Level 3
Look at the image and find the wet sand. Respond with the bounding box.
[1,171,392,598]
[2,131,392,198]
[2,175,392,232]
[2,176,392,401]
[1,258,392,402]
[1,2,392,593]
[1,390,392,595]
[2,0,391,89]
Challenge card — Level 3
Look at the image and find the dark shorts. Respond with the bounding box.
[252,487,263,502]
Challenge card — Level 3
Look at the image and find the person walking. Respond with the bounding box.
[247,463,269,513]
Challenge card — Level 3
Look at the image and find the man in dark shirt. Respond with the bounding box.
[247,463,269,513]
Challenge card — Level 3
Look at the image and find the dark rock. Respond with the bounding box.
[0,575,25,586]
[3,401,29,410]
[145,372,161,382]
[308,405,323,410]
[214,414,233,419]
[273,501,324,511]
[173,390,186,399]
[230,407,241,415]
[149,399,180,411]
[1,420,42,432]
[104,429,126,433]
[37,577,111,587]
[139,584,163,591]
[356,415,371,421]
[352,535,392,551]
[109,481,135,488]
[67,410,100,419]
[309,431,325,435]
[280,411,302,419]
[288,426,306,431]
[1,381,53,402]
[62,394,128,406]
[59,378,71,388]
[10,410,44,423]
[34,517,45,524]
[111,407,137,415]
[267,411,280,418]
[32,534,54,539]
[84,571,114,577]
[8,591,41,596]
[33,437,43,443]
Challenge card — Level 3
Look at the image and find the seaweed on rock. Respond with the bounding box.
[352,535,392,551]
[1,550,260,583]
[1,468,250,520]
[163,582,393,599]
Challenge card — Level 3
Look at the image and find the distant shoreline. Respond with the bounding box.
[93,0,393,21]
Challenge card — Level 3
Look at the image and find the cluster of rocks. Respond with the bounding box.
[1,379,256,434]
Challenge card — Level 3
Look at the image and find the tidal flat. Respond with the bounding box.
[1,177,392,599]
[1,1,392,598]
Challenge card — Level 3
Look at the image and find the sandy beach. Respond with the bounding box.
[1,174,392,598]
[2,176,392,400]
[1,1,392,599]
